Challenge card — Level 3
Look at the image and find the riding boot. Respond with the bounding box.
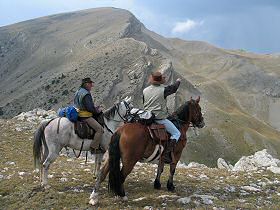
[164,139,176,163]
[90,134,103,154]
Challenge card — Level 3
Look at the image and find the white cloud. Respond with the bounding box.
[172,19,204,34]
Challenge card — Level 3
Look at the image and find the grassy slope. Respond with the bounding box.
[1,119,280,209]
[170,52,280,165]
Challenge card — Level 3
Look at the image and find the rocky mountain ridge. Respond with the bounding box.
[0,7,279,165]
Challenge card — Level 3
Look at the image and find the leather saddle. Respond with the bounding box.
[148,123,180,164]
[148,124,169,142]
[74,114,104,139]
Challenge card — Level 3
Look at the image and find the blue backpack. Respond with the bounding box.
[57,107,67,117]
[57,106,78,122]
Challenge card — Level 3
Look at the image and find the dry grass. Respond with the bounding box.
[1,119,280,209]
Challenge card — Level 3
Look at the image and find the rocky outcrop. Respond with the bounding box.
[217,158,233,170]
[119,15,142,38]
[217,149,280,174]
[12,108,56,131]
[233,149,280,172]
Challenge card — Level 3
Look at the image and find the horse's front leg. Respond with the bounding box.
[89,156,109,206]
[167,162,177,192]
[93,153,102,178]
[154,157,165,190]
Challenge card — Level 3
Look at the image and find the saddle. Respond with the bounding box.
[148,123,179,164]
[74,114,104,139]
[148,124,169,142]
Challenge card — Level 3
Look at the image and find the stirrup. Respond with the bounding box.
[90,146,104,154]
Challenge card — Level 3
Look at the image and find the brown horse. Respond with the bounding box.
[108,96,205,198]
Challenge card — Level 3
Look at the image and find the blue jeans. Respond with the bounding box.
[155,119,181,142]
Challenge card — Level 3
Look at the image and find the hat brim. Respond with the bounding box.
[148,75,166,85]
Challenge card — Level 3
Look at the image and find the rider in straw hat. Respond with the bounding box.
[143,71,181,152]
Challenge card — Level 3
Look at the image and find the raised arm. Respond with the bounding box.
[164,78,181,99]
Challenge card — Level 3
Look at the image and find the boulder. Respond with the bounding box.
[187,162,208,169]
[232,149,280,172]
[217,158,233,170]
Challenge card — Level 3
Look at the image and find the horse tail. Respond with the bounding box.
[33,120,50,169]
[108,132,124,196]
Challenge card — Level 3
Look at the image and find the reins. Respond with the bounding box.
[104,101,132,123]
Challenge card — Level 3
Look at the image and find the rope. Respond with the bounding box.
[72,140,84,158]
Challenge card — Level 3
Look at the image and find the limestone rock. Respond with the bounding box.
[177,197,191,204]
[233,149,280,173]
[217,158,233,170]
[187,162,208,169]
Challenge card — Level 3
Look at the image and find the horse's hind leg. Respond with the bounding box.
[39,144,48,185]
[42,149,59,187]
[167,162,177,192]
[119,159,138,200]
[154,158,165,190]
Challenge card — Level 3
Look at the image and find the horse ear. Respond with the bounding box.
[196,96,200,103]
[124,96,128,101]
[190,96,193,100]
[127,96,132,103]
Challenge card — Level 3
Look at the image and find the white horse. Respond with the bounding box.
[33,97,132,188]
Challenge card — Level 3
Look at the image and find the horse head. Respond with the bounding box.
[188,96,205,128]
[104,96,133,122]
[118,96,133,121]
[176,96,205,128]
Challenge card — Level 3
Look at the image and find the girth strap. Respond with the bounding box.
[57,117,62,134]
[72,140,85,158]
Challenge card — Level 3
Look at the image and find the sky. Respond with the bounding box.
[0,0,279,54]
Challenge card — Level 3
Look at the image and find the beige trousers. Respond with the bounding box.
[84,117,104,149]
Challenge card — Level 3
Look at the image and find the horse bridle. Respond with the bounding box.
[188,100,203,128]
[104,100,132,123]
[176,100,201,128]
[115,100,132,122]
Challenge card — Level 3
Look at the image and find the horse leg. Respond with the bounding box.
[118,159,138,200]
[154,158,165,190]
[93,153,102,178]
[89,157,109,206]
[167,162,177,192]
[42,148,59,188]
[40,144,48,185]
[93,154,98,178]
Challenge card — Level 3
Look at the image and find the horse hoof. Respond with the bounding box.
[90,191,98,199]
[154,180,161,190]
[122,196,128,201]
[89,198,98,206]
[167,181,175,192]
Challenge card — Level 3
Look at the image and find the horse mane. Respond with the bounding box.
[173,101,190,121]
[104,104,117,119]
